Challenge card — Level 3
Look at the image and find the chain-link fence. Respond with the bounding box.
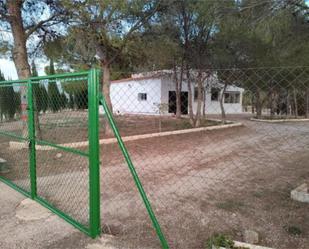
[0,81,30,193]
[1,67,308,249]
[0,69,101,238]
[99,66,309,249]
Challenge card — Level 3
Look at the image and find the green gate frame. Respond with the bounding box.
[0,69,169,248]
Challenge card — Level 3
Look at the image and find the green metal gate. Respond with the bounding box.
[0,69,100,237]
[0,69,169,248]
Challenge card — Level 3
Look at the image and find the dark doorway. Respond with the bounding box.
[168,91,188,115]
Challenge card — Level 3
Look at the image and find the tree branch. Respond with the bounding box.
[108,1,161,64]
[0,12,9,21]
[131,1,163,42]
[25,14,57,38]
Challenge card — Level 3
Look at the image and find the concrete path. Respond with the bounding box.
[0,182,92,249]
[0,181,155,249]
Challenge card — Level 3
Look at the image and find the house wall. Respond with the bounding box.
[161,77,244,114]
[109,78,162,115]
[106,75,244,116]
[197,85,244,114]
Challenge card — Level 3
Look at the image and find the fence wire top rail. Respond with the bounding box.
[0,71,90,85]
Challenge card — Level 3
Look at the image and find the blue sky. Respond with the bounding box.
[0,59,48,80]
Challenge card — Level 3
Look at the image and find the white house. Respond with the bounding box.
[108,71,244,116]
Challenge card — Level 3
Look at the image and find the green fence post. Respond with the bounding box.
[88,68,101,238]
[27,80,37,199]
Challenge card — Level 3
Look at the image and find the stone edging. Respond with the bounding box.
[291,183,309,203]
[250,118,309,123]
[9,122,243,151]
[218,241,275,249]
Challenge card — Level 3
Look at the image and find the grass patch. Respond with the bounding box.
[284,225,302,236]
[254,115,307,120]
[206,234,249,249]
[252,191,263,198]
[161,118,221,131]
[216,199,245,212]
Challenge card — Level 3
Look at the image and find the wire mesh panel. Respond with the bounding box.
[32,77,90,148]
[99,134,164,248]
[32,73,96,233]
[100,66,309,249]
[30,75,90,229]
[36,148,89,226]
[0,82,30,193]
[0,70,101,238]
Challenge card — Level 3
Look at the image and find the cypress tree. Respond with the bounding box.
[60,92,68,109]
[31,61,38,77]
[0,72,20,121]
[31,61,43,113]
[40,85,49,113]
[68,93,75,110]
[47,59,61,112]
[7,86,16,119]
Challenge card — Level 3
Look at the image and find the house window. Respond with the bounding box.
[138,93,147,101]
[224,92,240,103]
[211,88,220,101]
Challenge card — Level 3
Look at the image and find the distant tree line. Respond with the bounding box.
[0,71,21,121]
[34,59,88,114]
[0,60,89,122]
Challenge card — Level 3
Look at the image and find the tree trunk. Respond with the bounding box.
[194,73,203,127]
[220,82,228,124]
[255,87,262,118]
[270,89,276,118]
[293,87,298,117]
[202,87,206,118]
[251,94,255,114]
[306,87,309,118]
[33,94,42,139]
[101,62,113,135]
[175,77,181,118]
[286,89,290,116]
[186,67,194,126]
[173,63,183,119]
[7,0,42,139]
[102,63,113,112]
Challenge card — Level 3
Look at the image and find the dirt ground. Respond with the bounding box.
[0,114,308,249]
[98,115,309,249]
[0,182,139,249]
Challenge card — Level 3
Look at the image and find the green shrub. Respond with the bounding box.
[206,234,249,249]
